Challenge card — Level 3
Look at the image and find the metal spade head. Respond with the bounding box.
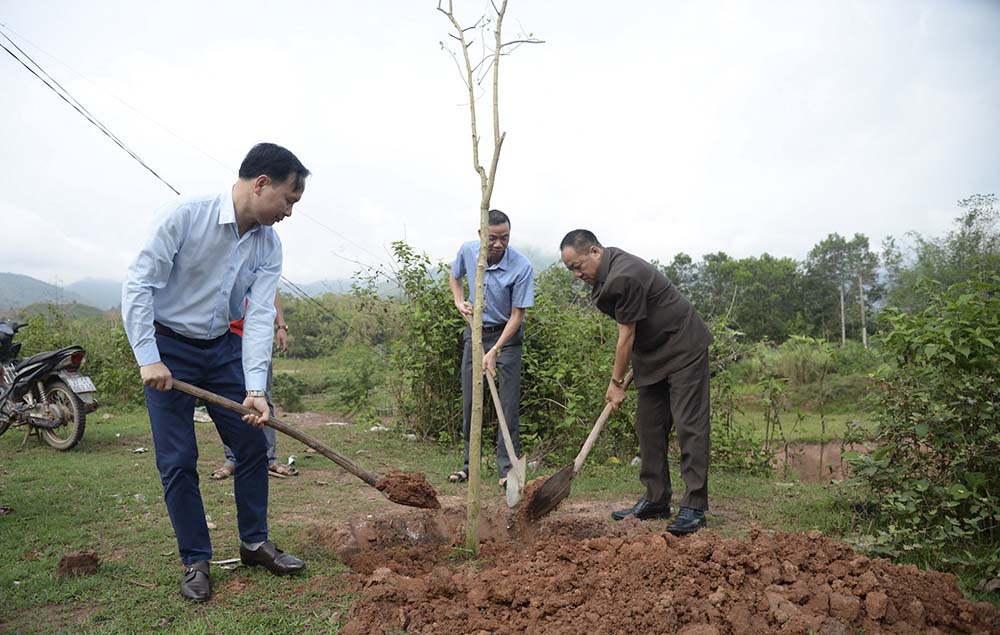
[524,463,575,520]
[504,454,527,507]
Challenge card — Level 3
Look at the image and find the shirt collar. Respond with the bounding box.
[591,246,614,299]
[218,187,236,226]
[486,247,511,271]
[219,186,262,237]
[596,247,614,284]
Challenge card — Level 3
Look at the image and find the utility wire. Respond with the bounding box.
[1,21,399,315]
[1,21,393,273]
[0,21,234,175]
[0,33,179,194]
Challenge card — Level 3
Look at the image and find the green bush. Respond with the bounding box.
[327,343,383,416]
[271,373,305,412]
[709,319,773,475]
[16,307,143,408]
[844,277,1000,572]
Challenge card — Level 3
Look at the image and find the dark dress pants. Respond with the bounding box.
[635,349,711,511]
[144,331,269,565]
[461,326,523,478]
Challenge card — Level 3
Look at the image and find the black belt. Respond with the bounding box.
[482,322,507,333]
[154,322,227,349]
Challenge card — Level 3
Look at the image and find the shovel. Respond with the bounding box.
[171,380,440,509]
[485,370,526,507]
[525,370,633,521]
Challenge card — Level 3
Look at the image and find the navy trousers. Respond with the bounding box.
[144,331,269,565]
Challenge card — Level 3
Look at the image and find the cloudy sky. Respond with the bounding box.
[2,0,998,288]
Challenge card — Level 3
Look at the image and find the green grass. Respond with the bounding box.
[0,397,991,634]
[735,408,870,444]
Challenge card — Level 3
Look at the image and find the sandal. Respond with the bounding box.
[210,464,235,480]
[448,470,468,483]
[269,463,299,478]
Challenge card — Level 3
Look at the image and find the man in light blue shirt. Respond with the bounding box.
[448,209,534,486]
[121,143,309,603]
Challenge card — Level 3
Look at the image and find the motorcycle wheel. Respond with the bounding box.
[39,380,86,451]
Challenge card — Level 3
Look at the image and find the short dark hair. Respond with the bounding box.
[560,229,602,252]
[488,209,510,228]
[239,143,310,190]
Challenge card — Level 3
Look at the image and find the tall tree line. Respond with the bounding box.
[658,194,998,345]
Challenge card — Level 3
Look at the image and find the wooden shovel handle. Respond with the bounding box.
[485,371,523,481]
[171,379,379,486]
[573,370,634,474]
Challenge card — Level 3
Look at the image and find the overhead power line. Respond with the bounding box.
[0,28,179,194]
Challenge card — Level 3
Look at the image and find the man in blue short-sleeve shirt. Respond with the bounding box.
[447,209,534,486]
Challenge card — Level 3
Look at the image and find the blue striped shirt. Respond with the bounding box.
[121,188,280,391]
[451,241,534,326]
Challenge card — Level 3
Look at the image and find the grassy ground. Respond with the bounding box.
[3,357,993,634]
[0,400,862,635]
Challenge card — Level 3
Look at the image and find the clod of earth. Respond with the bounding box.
[320,510,999,635]
[57,549,100,577]
[374,470,441,509]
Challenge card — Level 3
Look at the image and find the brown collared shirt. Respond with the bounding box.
[592,247,713,387]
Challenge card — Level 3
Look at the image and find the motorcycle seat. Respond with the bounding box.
[14,346,80,371]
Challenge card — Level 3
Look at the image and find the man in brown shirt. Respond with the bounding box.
[560,229,712,534]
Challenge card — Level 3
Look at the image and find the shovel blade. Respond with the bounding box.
[525,463,574,520]
[504,455,527,508]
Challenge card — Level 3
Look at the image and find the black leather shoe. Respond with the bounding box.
[667,507,707,535]
[611,498,672,521]
[180,560,211,602]
[240,541,305,575]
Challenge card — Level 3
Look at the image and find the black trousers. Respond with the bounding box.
[461,326,523,478]
[635,349,710,510]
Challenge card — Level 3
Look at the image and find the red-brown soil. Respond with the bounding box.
[56,549,100,577]
[375,470,441,510]
[314,508,999,635]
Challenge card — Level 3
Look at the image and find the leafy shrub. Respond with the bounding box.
[16,307,143,408]
[271,373,305,412]
[844,277,1000,567]
[709,319,773,474]
[327,343,382,416]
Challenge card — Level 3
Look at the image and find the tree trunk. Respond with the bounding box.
[857,272,868,349]
[439,0,512,556]
[839,284,846,347]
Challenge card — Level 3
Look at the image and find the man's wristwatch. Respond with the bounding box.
[276,324,289,333]
[246,390,267,398]
[610,376,626,388]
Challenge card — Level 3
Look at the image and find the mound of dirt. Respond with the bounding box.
[57,549,100,577]
[320,511,998,635]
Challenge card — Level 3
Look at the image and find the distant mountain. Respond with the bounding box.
[65,278,123,310]
[280,278,356,297]
[0,272,90,310]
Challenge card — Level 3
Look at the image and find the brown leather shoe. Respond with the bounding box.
[180,560,211,602]
[240,541,304,575]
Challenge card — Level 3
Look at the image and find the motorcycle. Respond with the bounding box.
[0,319,100,450]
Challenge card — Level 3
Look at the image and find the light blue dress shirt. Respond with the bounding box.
[121,188,281,391]
[451,241,534,326]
